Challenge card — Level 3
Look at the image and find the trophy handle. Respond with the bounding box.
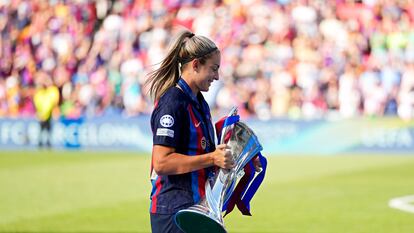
[218,106,238,177]
[220,107,238,144]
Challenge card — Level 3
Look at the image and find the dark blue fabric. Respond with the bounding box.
[177,78,215,149]
[150,80,216,214]
[151,87,189,150]
[150,213,184,233]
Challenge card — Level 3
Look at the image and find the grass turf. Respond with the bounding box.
[0,151,413,232]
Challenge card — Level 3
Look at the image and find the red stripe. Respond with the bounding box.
[198,168,206,198]
[151,177,162,213]
[188,106,206,198]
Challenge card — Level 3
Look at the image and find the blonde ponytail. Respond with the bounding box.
[145,29,218,101]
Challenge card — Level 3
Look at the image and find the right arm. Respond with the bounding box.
[151,91,234,175]
[152,143,234,176]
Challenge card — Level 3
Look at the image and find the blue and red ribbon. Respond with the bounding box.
[214,114,267,217]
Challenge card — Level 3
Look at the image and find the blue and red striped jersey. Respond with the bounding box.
[149,79,216,214]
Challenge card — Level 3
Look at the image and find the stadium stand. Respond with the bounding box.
[1,0,413,121]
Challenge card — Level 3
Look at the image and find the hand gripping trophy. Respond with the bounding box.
[175,107,266,233]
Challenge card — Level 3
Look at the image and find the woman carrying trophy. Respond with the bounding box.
[145,29,235,233]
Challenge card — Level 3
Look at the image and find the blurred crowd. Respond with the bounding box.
[1,0,414,121]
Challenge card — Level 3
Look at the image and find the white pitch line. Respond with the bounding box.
[389,195,414,214]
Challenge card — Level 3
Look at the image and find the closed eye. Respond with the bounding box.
[211,66,219,72]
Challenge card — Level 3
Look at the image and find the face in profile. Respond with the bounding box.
[196,51,221,92]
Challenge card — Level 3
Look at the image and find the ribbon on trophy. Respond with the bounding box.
[215,115,267,217]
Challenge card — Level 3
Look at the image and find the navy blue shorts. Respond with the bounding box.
[150,213,184,233]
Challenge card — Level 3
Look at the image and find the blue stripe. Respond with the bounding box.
[191,171,200,203]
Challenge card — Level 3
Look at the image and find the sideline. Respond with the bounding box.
[389,195,414,214]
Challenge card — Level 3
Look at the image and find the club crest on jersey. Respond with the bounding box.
[160,115,174,127]
[201,136,207,150]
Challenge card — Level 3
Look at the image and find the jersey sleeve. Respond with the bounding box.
[151,98,187,148]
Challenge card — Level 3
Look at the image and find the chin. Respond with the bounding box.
[200,82,212,92]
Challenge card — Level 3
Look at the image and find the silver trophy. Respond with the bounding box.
[175,107,263,233]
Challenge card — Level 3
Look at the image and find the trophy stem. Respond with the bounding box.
[175,171,230,233]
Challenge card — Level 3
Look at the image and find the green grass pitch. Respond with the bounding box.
[0,150,414,233]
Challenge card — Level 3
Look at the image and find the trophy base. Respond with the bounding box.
[175,208,226,233]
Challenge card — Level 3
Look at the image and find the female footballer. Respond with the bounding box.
[145,30,234,233]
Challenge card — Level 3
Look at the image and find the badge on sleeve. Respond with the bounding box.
[160,115,174,127]
[156,128,174,138]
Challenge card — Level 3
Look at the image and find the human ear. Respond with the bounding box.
[191,59,199,72]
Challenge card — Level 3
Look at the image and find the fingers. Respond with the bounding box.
[214,145,262,172]
[216,143,230,150]
[213,144,234,169]
[253,156,262,172]
[222,149,234,169]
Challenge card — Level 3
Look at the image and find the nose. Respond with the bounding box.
[214,71,219,81]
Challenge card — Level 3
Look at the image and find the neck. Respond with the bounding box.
[181,74,198,96]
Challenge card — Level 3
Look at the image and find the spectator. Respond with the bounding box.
[33,72,59,148]
[0,0,414,120]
